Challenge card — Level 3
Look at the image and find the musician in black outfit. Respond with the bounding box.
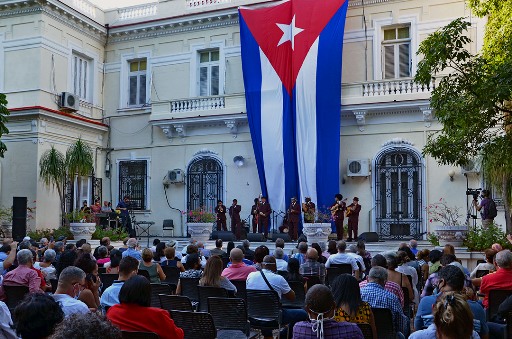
[215,200,227,231]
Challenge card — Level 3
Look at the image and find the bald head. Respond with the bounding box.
[306,248,318,260]
[229,248,244,263]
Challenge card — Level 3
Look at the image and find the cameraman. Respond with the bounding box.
[473,189,494,228]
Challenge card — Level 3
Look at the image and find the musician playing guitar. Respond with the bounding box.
[346,197,361,242]
[330,194,346,240]
[302,197,316,223]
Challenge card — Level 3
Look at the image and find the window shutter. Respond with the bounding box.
[139,74,147,105]
[83,60,88,99]
[383,45,395,79]
[129,76,137,105]
[398,43,410,77]
[211,65,219,96]
[199,66,208,96]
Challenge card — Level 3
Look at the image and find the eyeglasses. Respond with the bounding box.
[72,282,86,291]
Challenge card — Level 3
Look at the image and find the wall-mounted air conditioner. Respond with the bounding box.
[347,158,370,177]
[60,92,79,111]
[163,169,184,185]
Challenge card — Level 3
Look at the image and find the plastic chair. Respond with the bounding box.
[150,283,175,308]
[170,310,217,339]
[357,323,374,339]
[476,270,490,278]
[99,273,118,291]
[162,266,180,286]
[208,297,250,336]
[246,289,282,336]
[487,290,512,321]
[163,219,174,237]
[281,280,305,309]
[4,285,29,312]
[121,331,159,339]
[230,280,247,300]
[137,270,150,280]
[197,285,229,312]
[158,294,194,312]
[371,307,396,339]
[179,277,200,303]
[329,263,353,273]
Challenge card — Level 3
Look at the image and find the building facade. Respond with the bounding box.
[0,0,498,238]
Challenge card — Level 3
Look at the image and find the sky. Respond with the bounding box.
[88,0,155,10]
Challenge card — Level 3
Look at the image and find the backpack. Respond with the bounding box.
[486,199,498,219]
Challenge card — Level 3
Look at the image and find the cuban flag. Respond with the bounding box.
[239,0,347,231]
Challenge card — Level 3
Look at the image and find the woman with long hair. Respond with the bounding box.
[74,253,101,309]
[139,248,166,283]
[331,274,377,339]
[199,256,236,293]
[153,242,166,262]
[286,257,304,283]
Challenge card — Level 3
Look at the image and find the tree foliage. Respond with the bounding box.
[0,93,10,158]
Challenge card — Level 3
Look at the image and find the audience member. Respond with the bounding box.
[429,249,443,274]
[396,250,419,303]
[492,243,503,252]
[292,242,308,265]
[53,241,64,263]
[199,256,236,293]
[273,238,289,261]
[197,241,210,258]
[423,254,472,297]
[311,243,327,264]
[480,249,512,309]
[100,256,139,308]
[346,244,367,274]
[274,247,288,271]
[324,240,337,259]
[383,252,414,303]
[331,274,377,338]
[293,284,364,339]
[299,248,326,284]
[253,245,270,270]
[13,293,64,339]
[176,253,202,295]
[181,244,207,267]
[160,247,185,272]
[34,248,57,283]
[56,245,78,276]
[51,312,122,339]
[242,239,255,257]
[0,301,17,339]
[118,238,129,253]
[150,238,160,253]
[0,249,42,298]
[221,248,257,281]
[210,239,227,258]
[73,254,101,310]
[153,242,166,262]
[246,256,308,339]
[360,254,404,307]
[52,266,90,317]
[0,241,17,275]
[409,239,419,255]
[470,249,496,279]
[121,238,141,260]
[93,237,111,260]
[416,249,430,282]
[235,245,256,266]
[286,257,304,283]
[95,246,110,266]
[325,241,360,280]
[444,244,455,256]
[107,276,184,339]
[104,249,122,274]
[138,248,165,283]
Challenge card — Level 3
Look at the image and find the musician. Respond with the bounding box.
[287,197,301,241]
[116,195,134,237]
[346,197,361,242]
[214,200,227,231]
[229,199,242,240]
[302,197,316,223]
[251,198,259,233]
[257,196,271,239]
[330,194,346,241]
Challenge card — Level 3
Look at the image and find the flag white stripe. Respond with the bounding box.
[260,49,286,214]
[295,38,319,208]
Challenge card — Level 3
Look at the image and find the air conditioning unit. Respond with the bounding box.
[461,159,480,174]
[60,92,79,111]
[163,169,184,185]
[347,158,370,177]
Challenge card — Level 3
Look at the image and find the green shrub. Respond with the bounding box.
[427,232,440,246]
[91,226,128,241]
[27,227,74,241]
[463,223,512,251]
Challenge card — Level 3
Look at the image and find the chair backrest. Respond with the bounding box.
[476,259,486,265]
[50,278,58,293]
[371,307,396,339]
[506,311,512,339]
[100,273,118,291]
[221,257,229,268]
[137,270,150,280]
[98,266,107,274]
[208,297,250,335]
[277,270,288,278]
[162,266,180,285]
[163,219,174,230]
[330,263,353,274]
[401,286,412,317]
[150,283,175,308]
[179,277,200,302]
[158,294,193,312]
[303,275,322,291]
[230,280,247,300]
[357,323,374,339]
[476,270,490,278]
[197,285,229,312]
[281,281,305,309]
[170,310,216,339]
[121,331,159,339]
[488,289,512,321]
[4,285,29,311]
[326,268,349,286]
[246,289,281,322]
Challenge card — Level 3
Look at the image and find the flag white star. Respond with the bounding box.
[276,15,304,50]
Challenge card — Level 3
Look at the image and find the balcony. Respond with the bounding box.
[118,3,158,21]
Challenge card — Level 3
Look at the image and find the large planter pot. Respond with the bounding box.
[187,222,213,243]
[69,222,96,241]
[435,225,468,247]
[1,222,12,239]
[302,223,332,245]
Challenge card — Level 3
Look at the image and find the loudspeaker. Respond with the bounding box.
[271,233,292,242]
[211,231,235,241]
[247,233,265,242]
[12,197,27,242]
[358,232,379,243]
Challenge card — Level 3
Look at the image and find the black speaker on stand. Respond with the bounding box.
[211,231,235,241]
[358,232,379,243]
[12,197,27,242]
[247,233,265,242]
[271,233,292,242]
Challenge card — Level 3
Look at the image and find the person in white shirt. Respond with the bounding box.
[346,244,366,272]
[100,256,139,309]
[274,247,288,271]
[0,301,17,339]
[325,240,360,280]
[52,266,90,317]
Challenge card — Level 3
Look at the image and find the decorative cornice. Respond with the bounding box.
[419,105,433,128]
[353,110,367,132]
[41,6,106,43]
[193,148,218,157]
[348,0,390,7]
[382,138,414,147]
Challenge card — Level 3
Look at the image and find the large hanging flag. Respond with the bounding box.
[239,0,347,226]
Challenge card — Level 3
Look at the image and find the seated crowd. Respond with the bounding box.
[1,234,512,339]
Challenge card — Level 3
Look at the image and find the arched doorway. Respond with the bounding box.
[374,145,423,239]
[187,157,223,214]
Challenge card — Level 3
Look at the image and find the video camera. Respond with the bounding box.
[466,188,481,200]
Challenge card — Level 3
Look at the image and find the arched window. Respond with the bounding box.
[187,157,223,214]
[375,147,423,239]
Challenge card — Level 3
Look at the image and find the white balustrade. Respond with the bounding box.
[362,78,435,97]
[72,0,97,18]
[186,0,232,9]
[118,3,158,21]
[171,96,225,113]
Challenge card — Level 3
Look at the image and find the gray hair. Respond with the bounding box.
[383,251,399,269]
[44,249,56,262]
[17,249,33,265]
[58,266,86,287]
[496,250,512,269]
[298,242,308,253]
[40,238,48,244]
[368,266,388,285]
[242,239,250,248]
[127,238,138,249]
[347,244,357,253]
[54,241,64,252]
[274,247,284,259]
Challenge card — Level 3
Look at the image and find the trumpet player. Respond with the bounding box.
[330,194,346,240]
[215,200,227,231]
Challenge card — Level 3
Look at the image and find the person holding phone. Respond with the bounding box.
[74,254,101,311]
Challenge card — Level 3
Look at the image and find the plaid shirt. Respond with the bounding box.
[359,279,404,307]
[293,319,363,339]
[360,282,408,335]
[300,259,326,283]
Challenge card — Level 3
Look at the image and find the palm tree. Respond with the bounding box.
[66,138,94,211]
[39,146,66,217]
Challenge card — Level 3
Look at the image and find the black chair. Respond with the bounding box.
[402,286,412,318]
[303,275,322,290]
[246,289,282,336]
[330,263,353,273]
[150,283,175,308]
[137,270,150,280]
[477,259,486,265]
[179,277,201,303]
[281,281,305,309]
[4,285,29,312]
[197,285,229,312]
[121,331,159,339]
[163,219,174,237]
[98,266,107,274]
[476,270,490,278]
[357,323,374,339]
[162,266,180,286]
[230,280,247,300]
[100,273,118,291]
[326,268,349,286]
[170,310,217,339]
[277,270,288,278]
[208,297,251,336]
[222,257,230,268]
[487,289,512,321]
[245,254,254,262]
[371,307,396,339]
[158,294,194,312]
[50,278,58,293]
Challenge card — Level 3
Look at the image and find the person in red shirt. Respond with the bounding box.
[107,275,184,339]
[480,249,512,308]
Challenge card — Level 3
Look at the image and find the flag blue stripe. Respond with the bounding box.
[284,86,299,216]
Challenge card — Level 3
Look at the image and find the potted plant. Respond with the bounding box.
[184,207,216,242]
[302,209,333,245]
[66,210,96,241]
[427,198,467,246]
[0,205,12,238]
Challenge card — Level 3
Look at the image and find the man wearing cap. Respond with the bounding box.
[347,197,361,242]
[287,197,301,241]
[257,196,271,239]
[331,194,346,241]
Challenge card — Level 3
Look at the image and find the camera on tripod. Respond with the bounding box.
[466,188,481,200]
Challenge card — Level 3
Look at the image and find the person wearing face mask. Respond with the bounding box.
[52,266,90,317]
[293,284,364,339]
